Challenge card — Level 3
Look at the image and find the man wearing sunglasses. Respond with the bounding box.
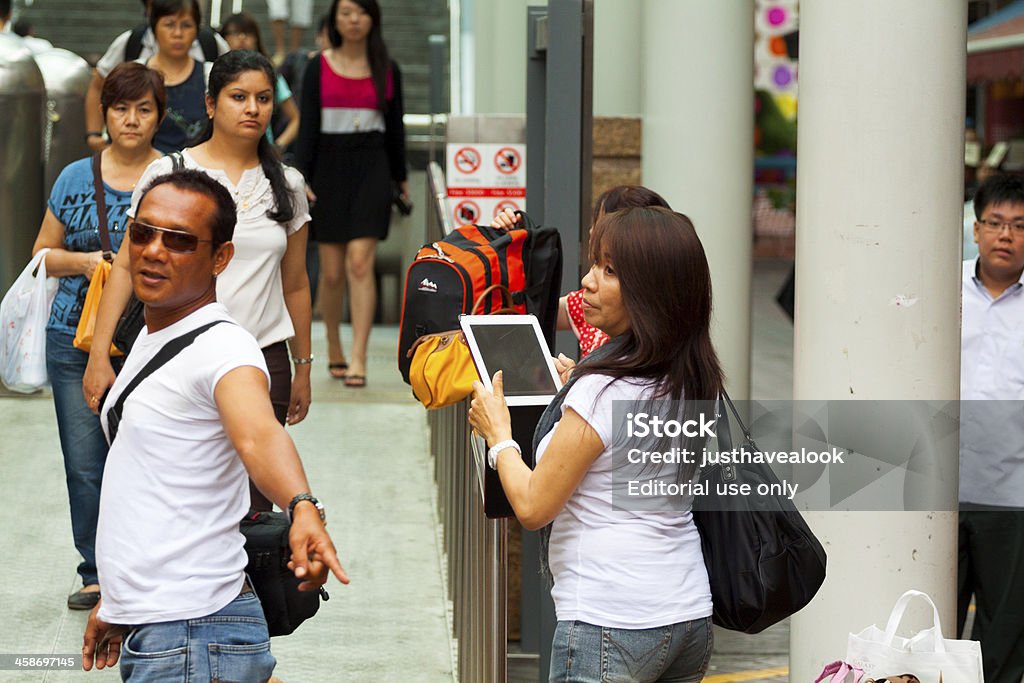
[959,173,1024,683]
[81,169,347,681]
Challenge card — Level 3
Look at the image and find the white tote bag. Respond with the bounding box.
[0,249,58,393]
[846,590,983,683]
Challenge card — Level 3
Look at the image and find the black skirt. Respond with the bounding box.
[310,131,393,243]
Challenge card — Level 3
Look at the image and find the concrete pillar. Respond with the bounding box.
[593,0,642,116]
[641,0,754,398]
[790,1,965,677]
[461,0,547,114]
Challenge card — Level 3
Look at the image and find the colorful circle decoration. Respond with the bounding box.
[767,7,787,26]
[770,35,788,57]
[773,64,793,87]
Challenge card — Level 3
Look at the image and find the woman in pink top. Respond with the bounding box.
[293,0,408,388]
[494,185,670,357]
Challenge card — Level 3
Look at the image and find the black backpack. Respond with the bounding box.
[125,23,219,63]
[398,212,562,383]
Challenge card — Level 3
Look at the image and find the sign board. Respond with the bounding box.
[446,142,527,226]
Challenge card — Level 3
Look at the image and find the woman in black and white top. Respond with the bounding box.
[470,207,722,682]
[293,0,408,387]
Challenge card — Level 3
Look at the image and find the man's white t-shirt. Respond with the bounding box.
[130,152,310,348]
[537,373,713,629]
[96,303,269,624]
[96,28,230,77]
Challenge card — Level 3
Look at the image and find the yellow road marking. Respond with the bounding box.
[704,666,790,682]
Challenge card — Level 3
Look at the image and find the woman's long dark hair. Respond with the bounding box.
[193,51,295,224]
[326,0,390,112]
[575,206,724,404]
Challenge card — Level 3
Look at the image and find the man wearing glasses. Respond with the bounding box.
[958,173,1024,683]
[81,170,347,680]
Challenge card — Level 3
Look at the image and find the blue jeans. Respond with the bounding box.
[550,617,713,683]
[119,591,276,682]
[46,329,122,587]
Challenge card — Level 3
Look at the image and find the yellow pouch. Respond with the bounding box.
[73,260,122,356]
[408,330,480,409]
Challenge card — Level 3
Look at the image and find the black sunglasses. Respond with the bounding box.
[129,219,214,253]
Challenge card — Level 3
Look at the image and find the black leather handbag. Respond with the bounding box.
[112,294,145,355]
[692,393,827,634]
[241,511,326,637]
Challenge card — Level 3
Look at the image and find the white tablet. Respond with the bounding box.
[460,314,563,406]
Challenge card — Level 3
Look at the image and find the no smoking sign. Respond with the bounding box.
[453,146,481,175]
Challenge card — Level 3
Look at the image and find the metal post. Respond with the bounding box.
[428,35,448,166]
[522,3,593,678]
[789,1,965,676]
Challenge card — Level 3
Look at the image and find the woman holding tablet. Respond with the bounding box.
[470,207,721,682]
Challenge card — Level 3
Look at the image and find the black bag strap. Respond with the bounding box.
[124,24,147,62]
[716,396,735,454]
[169,151,184,171]
[92,153,113,262]
[720,391,754,443]
[105,320,227,442]
[513,210,538,231]
[197,27,219,62]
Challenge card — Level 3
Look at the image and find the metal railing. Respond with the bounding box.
[426,161,508,683]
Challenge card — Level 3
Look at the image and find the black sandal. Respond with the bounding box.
[328,362,348,379]
[343,374,367,388]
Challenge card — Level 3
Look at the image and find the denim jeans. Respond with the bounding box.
[550,617,713,683]
[119,591,276,682]
[46,329,122,587]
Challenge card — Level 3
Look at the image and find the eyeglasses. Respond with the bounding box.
[129,219,213,253]
[223,30,252,38]
[978,217,1024,235]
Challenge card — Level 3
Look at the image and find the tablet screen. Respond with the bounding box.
[465,322,559,397]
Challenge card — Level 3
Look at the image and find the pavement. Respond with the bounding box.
[0,258,795,682]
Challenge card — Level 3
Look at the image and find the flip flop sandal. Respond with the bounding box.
[343,374,367,388]
[328,362,348,379]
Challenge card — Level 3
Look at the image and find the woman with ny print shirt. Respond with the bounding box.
[31,63,166,612]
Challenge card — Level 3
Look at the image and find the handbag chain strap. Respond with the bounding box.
[91,153,113,262]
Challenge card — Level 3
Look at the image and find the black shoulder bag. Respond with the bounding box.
[104,319,325,636]
[692,393,827,633]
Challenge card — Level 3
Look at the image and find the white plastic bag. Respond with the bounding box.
[0,249,58,392]
[846,590,983,683]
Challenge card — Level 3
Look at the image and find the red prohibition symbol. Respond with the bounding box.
[454,146,482,174]
[494,147,521,175]
[455,200,481,224]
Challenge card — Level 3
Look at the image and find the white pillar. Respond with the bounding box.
[641,0,754,398]
[593,0,642,116]
[462,0,544,114]
[790,1,965,677]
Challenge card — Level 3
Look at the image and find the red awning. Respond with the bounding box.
[968,46,1024,83]
[968,10,1024,83]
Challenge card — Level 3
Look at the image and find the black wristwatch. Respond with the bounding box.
[287,493,326,523]
[85,131,105,143]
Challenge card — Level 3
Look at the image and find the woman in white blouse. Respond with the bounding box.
[83,50,313,510]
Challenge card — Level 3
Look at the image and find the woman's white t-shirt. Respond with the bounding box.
[537,373,713,629]
[129,150,311,347]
